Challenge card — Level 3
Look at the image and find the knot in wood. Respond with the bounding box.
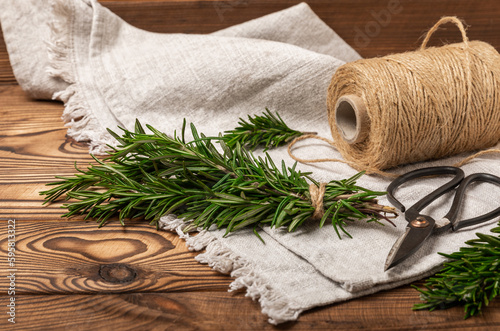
[99,264,137,283]
[309,182,326,220]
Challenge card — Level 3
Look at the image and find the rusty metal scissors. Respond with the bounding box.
[384,166,500,271]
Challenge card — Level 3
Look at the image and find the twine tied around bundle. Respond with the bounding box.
[309,182,326,220]
[288,16,500,177]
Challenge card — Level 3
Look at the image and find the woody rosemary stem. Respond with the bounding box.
[41,119,396,239]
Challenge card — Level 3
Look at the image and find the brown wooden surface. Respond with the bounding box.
[1,1,500,330]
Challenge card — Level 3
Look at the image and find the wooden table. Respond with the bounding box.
[1,1,500,329]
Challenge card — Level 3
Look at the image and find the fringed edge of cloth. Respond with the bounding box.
[47,0,114,155]
[158,215,303,325]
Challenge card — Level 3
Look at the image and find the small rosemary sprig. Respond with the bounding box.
[223,108,314,151]
[413,222,500,318]
[41,120,395,238]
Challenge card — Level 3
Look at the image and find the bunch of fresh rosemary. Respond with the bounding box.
[41,119,395,238]
[413,222,500,318]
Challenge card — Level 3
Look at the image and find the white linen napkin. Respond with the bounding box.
[2,0,499,324]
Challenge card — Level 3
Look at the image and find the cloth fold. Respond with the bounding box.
[2,0,500,324]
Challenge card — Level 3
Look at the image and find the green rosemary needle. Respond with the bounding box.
[223,108,315,151]
[41,120,396,237]
[413,222,500,318]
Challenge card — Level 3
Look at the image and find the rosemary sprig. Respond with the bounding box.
[41,120,395,237]
[413,222,500,318]
[223,108,314,151]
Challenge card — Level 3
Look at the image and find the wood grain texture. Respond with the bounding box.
[0,33,12,85]
[1,1,500,329]
[0,220,232,294]
[0,291,499,330]
[1,0,500,86]
[0,85,93,220]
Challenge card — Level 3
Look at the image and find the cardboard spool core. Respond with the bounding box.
[335,95,369,144]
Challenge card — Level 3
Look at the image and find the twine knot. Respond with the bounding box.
[309,182,326,220]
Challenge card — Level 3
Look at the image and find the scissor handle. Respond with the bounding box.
[442,173,500,231]
[387,166,465,221]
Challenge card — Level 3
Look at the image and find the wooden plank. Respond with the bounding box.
[0,85,93,220]
[0,291,499,330]
[103,0,500,56]
[0,33,13,85]
[2,1,500,86]
[0,220,233,294]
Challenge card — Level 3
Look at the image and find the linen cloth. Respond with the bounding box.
[2,0,500,324]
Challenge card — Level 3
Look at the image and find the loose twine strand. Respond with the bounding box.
[288,134,394,177]
[288,16,500,178]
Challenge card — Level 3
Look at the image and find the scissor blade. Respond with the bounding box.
[384,222,434,271]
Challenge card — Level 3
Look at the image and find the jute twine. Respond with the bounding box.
[289,17,500,177]
[309,182,326,220]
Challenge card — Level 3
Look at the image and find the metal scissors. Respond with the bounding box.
[384,166,500,271]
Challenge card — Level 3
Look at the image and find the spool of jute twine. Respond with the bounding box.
[289,17,500,177]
